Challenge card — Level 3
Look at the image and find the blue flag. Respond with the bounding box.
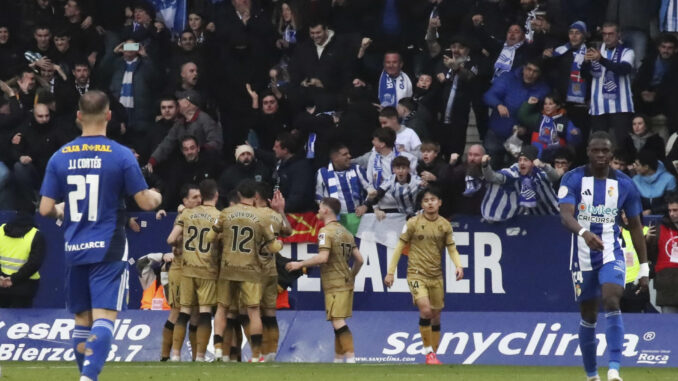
[151,0,187,36]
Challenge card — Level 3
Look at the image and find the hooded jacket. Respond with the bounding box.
[633,161,677,214]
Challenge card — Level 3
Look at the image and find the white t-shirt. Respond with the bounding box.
[395,126,422,155]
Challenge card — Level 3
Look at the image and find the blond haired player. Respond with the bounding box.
[384,187,464,365]
[287,197,364,363]
[167,179,220,361]
[208,179,282,362]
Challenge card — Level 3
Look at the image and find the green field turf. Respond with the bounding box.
[1,362,675,381]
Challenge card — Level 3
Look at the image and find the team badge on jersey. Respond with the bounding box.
[318,233,326,245]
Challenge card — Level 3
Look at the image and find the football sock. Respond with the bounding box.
[250,334,263,358]
[419,318,433,353]
[224,318,238,358]
[161,321,174,360]
[262,316,279,354]
[172,313,190,357]
[605,310,623,371]
[432,324,441,352]
[197,313,212,356]
[188,324,198,361]
[214,334,223,351]
[579,319,598,377]
[81,319,114,380]
[72,325,90,372]
[336,325,354,354]
[234,320,244,361]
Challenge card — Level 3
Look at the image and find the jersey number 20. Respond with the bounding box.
[67,174,99,222]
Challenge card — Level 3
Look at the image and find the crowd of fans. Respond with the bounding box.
[0,0,678,221]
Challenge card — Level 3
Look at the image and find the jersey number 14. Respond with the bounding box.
[67,174,100,222]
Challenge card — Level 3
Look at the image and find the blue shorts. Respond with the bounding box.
[572,259,626,303]
[66,261,129,314]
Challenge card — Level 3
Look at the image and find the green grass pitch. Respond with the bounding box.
[1,362,675,381]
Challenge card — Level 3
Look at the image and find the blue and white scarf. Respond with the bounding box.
[493,40,524,81]
[378,71,411,107]
[592,43,624,100]
[320,163,363,213]
[554,43,587,103]
[373,147,399,187]
[119,58,139,109]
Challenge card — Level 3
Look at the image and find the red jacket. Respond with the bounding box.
[656,224,678,273]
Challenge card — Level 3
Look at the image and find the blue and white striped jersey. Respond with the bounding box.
[589,44,635,116]
[379,174,422,216]
[558,166,642,271]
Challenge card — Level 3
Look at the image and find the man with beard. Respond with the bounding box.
[444,144,486,217]
[144,97,179,162]
[9,103,66,211]
[247,88,290,152]
[162,135,220,211]
[55,60,94,116]
[218,144,271,208]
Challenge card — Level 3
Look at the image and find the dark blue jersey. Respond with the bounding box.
[40,136,148,265]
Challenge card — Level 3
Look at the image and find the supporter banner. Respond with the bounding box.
[152,0,187,36]
[1,310,675,367]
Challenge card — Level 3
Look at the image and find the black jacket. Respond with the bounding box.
[218,159,272,207]
[10,116,67,174]
[273,155,315,213]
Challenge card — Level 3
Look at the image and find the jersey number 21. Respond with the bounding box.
[67,174,100,222]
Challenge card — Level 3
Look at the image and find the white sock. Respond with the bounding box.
[345,356,356,364]
[80,377,94,381]
[333,358,344,363]
[423,346,433,355]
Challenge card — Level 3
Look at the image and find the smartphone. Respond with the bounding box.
[123,42,140,52]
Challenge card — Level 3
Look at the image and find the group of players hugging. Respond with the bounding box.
[160,177,462,366]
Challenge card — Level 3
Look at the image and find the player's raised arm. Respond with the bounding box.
[351,247,364,278]
[134,188,162,211]
[38,197,64,220]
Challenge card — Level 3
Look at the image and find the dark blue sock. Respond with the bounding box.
[82,319,114,380]
[579,319,598,377]
[605,310,623,371]
[72,325,90,372]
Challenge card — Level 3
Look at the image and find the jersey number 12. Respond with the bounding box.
[67,174,100,222]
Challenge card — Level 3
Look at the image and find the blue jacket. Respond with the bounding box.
[483,67,550,139]
[633,161,677,214]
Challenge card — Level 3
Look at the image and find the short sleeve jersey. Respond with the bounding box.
[558,165,642,271]
[318,222,357,292]
[258,207,285,277]
[214,204,277,282]
[399,214,455,278]
[175,205,220,279]
[40,136,148,265]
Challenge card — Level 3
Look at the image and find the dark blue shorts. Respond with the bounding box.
[66,261,129,314]
[572,259,626,303]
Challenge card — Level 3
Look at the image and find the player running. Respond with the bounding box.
[286,197,364,363]
[39,90,161,381]
[558,131,649,381]
[167,180,220,362]
[384,187,463,365]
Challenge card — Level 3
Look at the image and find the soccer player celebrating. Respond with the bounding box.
[286,197,364,363]
[208,179,282,362]
[558,131,649,381]
[254,184,292,361]
[167,179,220,362]
[384,187,463,365]
[161,184,202,361]
[39,90,161,381]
